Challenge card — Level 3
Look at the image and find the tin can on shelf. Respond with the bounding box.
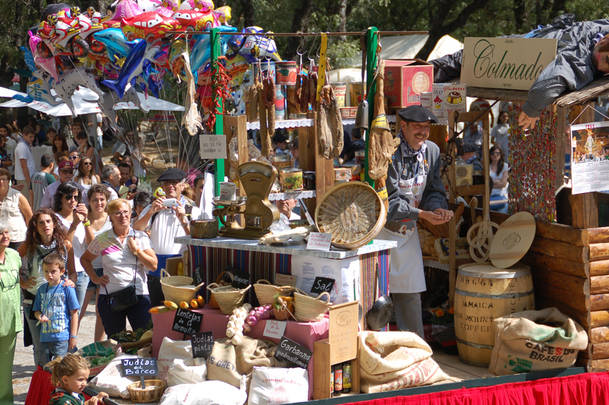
[279,168,303,191]
[342,362,352,393]
[333,364,343,395]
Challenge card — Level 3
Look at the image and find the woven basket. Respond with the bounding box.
[315,181,386,249]
[294,291,331,322]
[127,379,166,403]
[160,269,203,303]
[254,279,295,305]
[207,282,251,314]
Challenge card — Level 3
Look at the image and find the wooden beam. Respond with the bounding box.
[591,260,609,276]
[591,327,609,343]
[536,295,589,329]
[466,87,529,101]
[591,342,609,359]
[532,276,589,313]
[588,358,609,371]
[590,243,609,261]
[591,310,609,328]
[587,227,609,244]
[570,193,599,229]
[555,77,609,107]
[535,221,588,246]
[529,238,589,263]
[524,252,589,279]
[591,294,609,311]
[591,277,609,295]
[223,115,249,181]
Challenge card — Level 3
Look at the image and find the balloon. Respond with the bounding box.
[237,28,281,63]
[121,11,181,40]
[54,66,105,116]
[190,25,236,77]
[213,6,231,25]
[106,0,142,27]
[94,28,143,61]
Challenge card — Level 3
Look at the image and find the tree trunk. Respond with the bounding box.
[338,0,347,41]
[241,0,255,27]
[284,0,315,59]
[513,0,527,31]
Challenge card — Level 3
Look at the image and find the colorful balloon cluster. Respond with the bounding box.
[23,0,282,134]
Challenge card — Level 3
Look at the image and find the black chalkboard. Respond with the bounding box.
[191,331,214,359]
[120,358,157,377]
[274,336,312,368]
[310,277,335,295]
[172,308,203,336]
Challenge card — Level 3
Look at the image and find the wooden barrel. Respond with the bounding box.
[454,263,534,366]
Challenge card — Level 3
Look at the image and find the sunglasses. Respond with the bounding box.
[82,162,92,166]
[64,194,79,201]
[69,155,79,160]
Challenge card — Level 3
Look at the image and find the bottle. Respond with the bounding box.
[330,365,334,396]
[342,362,352,393]
[334,363,343,395]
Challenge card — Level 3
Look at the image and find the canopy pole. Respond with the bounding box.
[364,26,378,187]
[211,27,225,197]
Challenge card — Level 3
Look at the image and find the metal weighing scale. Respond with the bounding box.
[213,161,280,239]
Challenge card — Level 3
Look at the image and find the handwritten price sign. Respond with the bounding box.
[199,135,227,159]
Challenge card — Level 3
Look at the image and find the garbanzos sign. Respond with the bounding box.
[461,37,557,90]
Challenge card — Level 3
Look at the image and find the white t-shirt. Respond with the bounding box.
[14,140,35,181]
[86,228,151,295]
[138,196,201,256]
[57,214,86,273]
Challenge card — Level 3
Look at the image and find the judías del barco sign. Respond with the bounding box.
[461,37,557,90]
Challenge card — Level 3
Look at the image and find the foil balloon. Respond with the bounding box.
[121,11,181,40]
[189,25,236,77]
[239,30,281,63]
[29,31,59,80]
[137,0,162,12]
[213,6,231,25]
[102,39,147,98]
[173,9,216,31]
[93,28,143,62]
[21,46,37,73]
[54,66,105,116]
[106,0,142,27]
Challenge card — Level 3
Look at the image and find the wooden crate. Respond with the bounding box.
[313,301,360,399]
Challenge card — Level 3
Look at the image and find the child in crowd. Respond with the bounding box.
[48,353,108,405]
[33,253,80,364]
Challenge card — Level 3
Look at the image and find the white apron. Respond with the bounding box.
[382,162,428,294]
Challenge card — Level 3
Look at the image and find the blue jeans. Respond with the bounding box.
[40,340,69,364]
[22,302,44,367]
[97,294,151,337]
[75,271,90,312]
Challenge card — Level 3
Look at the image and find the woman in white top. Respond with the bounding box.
[0,168,32,249]
[489,146,509,213]
[53,182,89,309]
[74,157,100,195]
[81,199,157,336]
[80,184,111,342]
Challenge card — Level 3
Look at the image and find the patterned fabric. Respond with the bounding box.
[49,388,85,405]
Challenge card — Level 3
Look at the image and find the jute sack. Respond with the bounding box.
[234,336,288,375]
[207,338,243,388]
[359,331,451,393]
[489,307,588,375]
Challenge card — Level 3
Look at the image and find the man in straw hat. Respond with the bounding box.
[378,105,453,337]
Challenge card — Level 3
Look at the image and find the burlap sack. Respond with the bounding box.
[489,307,589,375]
[234,336,288,375]
[207,338,243,388]
[359,331,451,393]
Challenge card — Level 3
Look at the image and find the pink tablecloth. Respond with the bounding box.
[151,307,329,398]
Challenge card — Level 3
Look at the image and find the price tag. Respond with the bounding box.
[120,358,157,377]
[191,331,214,359]
[310,276,335,295]
[199,135,227,159]
[263,320,287,340]
[274,337,312,368]
[172,308,203,336]
[306,232,332,251]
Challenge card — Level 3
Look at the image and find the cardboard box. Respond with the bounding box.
[384,59,434,110]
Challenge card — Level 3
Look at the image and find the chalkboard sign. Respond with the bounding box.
[191,331,214,359]
[121,358,157,377]
[172,308,203,336]
[274,337,312,368]
[311,277,335,295]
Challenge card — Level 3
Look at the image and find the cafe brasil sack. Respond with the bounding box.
[489,307,588,375]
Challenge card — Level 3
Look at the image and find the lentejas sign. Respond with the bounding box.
[461,37,557,90]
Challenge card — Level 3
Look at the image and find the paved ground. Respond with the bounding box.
[13,299,98,404]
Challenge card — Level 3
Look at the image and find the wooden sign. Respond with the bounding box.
[274,337,312,368]
[310,277,335,295]
[121,358,157,377]
[461,37,557,90]
[199,135,227,159]
[191,331,214,359]
[328,301,359,365]
[172,308,203,336]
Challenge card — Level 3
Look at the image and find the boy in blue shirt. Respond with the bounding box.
[33,252,80,364]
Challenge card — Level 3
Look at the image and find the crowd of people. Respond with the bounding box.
[0,118,210,404]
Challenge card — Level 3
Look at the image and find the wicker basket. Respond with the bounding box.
[254,279,295,305]
[160,269,203,303]
[294,291,331,322]
[207,282,251,314]
[315,181,386,249]
[127,379,166,403]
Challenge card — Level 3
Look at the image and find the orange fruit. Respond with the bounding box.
[179,301,190,310]
[196,295,205,306]
[190,299,199,309]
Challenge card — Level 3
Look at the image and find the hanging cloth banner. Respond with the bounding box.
[316,33,328,102]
